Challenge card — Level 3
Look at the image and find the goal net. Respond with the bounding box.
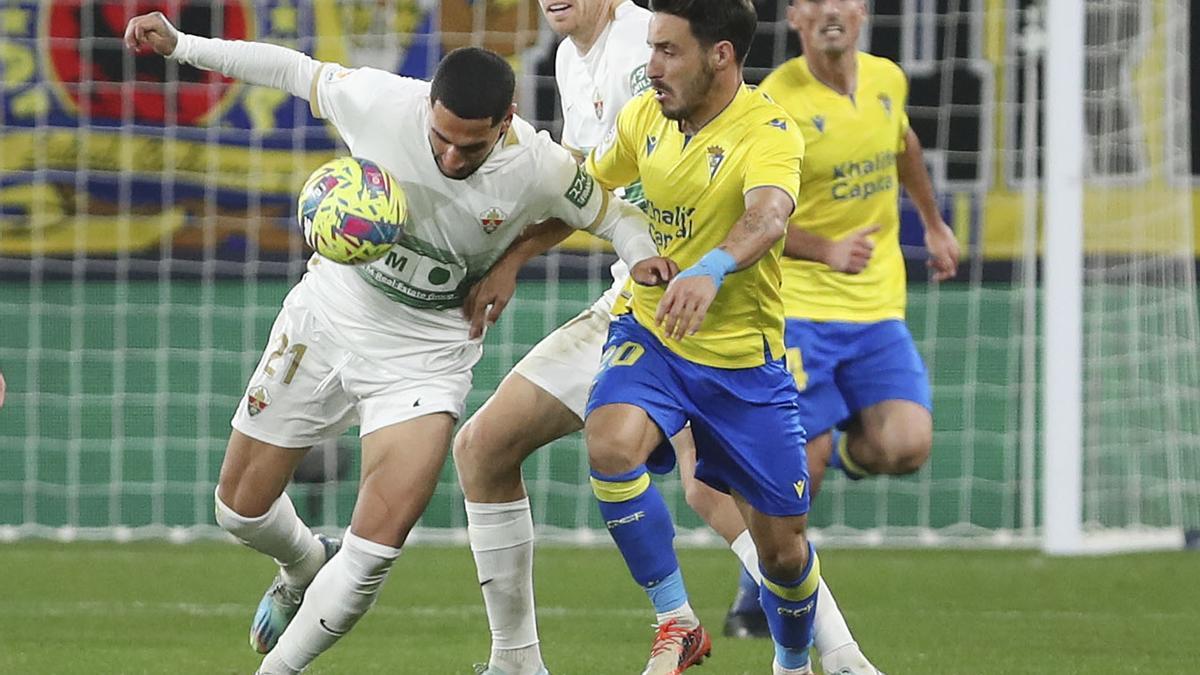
[1,0,1196,550]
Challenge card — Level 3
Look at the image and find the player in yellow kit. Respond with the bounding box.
[583,0,824,673]
[761,0,960,497]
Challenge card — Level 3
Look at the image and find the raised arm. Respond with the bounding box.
[124,12,321,102]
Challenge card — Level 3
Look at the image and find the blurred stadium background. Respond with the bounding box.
[2,1,1200,673]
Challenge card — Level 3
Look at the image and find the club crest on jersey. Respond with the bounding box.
[646,135,658,156]
[812,115,826,133]
[878,94,893,117]
[480,207,507,234]
[706,145,726,181]
[246,386,271,417]
[768,117,788,131]
[592,88,604,120]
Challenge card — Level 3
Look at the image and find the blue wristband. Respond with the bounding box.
[676,249,737,289]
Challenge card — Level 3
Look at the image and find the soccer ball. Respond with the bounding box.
[297,156,407,265]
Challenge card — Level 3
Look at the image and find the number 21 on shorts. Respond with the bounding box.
[262,333,308,385]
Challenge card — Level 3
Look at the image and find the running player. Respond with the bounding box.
[761,0,959,498]
[124,13,671,675]
[584,0,823,672]
[453,0,877,673]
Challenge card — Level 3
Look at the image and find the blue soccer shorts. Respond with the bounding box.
[586,315,811,517]
[783,318,932,438]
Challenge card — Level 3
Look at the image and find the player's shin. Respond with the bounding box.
[758,542,821,672]
[590,467,696,625]
[466,498,546,674]
[259,531,401,673]
[214,489,326,588]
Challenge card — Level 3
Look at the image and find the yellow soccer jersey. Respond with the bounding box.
[586,85,805,368]
[761,52,910,322]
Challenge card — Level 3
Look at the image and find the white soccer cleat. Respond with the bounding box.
[472,665,551,675]
[820,644,886,675]
[248,534,341,654]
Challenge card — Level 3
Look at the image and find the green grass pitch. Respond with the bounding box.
[1,542,1196,674]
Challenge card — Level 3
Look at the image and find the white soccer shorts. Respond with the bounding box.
[510,306,612,421]
[231,300,472,448]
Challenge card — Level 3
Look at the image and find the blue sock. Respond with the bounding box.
[759,543,820,670]
[730,566,762,614]
[827,430,868,480]
[591,467,685,612]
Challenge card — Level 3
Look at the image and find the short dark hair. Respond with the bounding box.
[429,47,515,125]
[649,0,758,65]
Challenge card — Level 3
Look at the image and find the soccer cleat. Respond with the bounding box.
[820,647,887,675]
[640,619,712,675]
[249,534,341,654]
[723,607,771,639]
[472,665,551,675]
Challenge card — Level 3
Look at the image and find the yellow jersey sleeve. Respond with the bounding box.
[744,114,804,208]
[763,53,913,323]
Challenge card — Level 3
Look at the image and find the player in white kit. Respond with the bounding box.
[452,1,878,674]
[125,12,673,675]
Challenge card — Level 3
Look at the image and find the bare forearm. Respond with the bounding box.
[717,204,788,271]
[495,218,575,271]
[899,128,942,228]
[783,226,833,263]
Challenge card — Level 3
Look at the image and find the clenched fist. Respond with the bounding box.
[124,11,180,56]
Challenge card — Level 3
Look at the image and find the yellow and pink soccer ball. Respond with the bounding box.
[297,156,407,265]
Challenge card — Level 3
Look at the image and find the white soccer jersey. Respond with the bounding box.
[555,0,652,313]
[298,65,626,375]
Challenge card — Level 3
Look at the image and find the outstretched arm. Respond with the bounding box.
[125,12,322,102]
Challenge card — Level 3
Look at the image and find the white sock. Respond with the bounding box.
[814,577,875,671]
[729,530,763,585]
[656,600,699,630]
[214,490,326,588]
[466,499,545,674]
[259,531,401,673]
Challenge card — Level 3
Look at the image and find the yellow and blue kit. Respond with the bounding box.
[585,85,811,517]
[761,52,932,439]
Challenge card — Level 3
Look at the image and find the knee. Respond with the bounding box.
[453,420,521,488]
[874,425,932,475]
[757,537,810,582]
[586,427,644,476]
